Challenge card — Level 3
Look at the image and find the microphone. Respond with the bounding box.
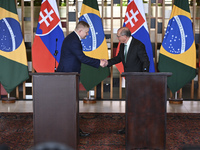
[54,38,58,72]
[54,38,58,56]
[54,50,58,56]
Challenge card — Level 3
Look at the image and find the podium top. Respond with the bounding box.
[30,72,80,76]
[122,72,172,77]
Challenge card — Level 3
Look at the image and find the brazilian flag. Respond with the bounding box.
[0,0,29,93]
[158,0,196,93]
[79,0,110,91]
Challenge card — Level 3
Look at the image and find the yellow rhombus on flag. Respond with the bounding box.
[79,0,110,91]
[158,0,196,93]
[0,0,29,93]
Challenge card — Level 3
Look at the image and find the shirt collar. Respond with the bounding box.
[125,36,132,46]
[74,31,82,41]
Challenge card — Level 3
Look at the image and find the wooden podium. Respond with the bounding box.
[32,73,79,149]
[122,72,172,150]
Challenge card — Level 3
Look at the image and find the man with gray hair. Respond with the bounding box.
[106,27,150,134]
[107,27,150,72]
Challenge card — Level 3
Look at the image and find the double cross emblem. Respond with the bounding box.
[39,8,54,27]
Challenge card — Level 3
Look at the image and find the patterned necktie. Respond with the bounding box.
[124,44,128,62]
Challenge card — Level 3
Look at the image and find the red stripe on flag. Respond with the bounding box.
[0,84,7,95]
[79,83,86,91]
[32,36,58,72]
[115,43,124,74]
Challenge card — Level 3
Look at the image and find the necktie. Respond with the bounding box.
[124,44,128,62]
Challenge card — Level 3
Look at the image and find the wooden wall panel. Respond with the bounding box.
[15,0,200,100]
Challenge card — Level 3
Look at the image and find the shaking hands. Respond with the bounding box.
[100,59,108,68]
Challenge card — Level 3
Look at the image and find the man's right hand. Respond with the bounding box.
[100,59,108,67]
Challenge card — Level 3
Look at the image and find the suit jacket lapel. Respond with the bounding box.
[120,43,125,63]
[73,31,82,49]
[126,38,134,62]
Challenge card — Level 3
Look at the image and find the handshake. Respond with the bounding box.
[100,59,108,68]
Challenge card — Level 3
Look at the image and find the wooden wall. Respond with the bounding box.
[13,0,200,100]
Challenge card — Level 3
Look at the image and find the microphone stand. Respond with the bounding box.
[54,38,58,72]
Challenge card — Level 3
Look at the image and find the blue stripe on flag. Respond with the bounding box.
[40,25,64,62]
[132,26,155,72]
[125,0,155,72]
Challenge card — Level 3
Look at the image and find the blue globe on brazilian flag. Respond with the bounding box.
[79,0,110,91]
[0,18,23,52]
[158,0,196,93]
[79,13,104,52]
[0,0,29,93]
[162,15,194,55]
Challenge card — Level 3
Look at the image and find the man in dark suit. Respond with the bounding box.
[57,21,107,137]
[107,27,150,72]
[106,27,150,134]
[57,21,106,73]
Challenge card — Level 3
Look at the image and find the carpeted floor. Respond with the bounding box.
[0,113,200,150]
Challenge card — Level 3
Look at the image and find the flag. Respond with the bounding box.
[0,0,29,93]
[79,0,110,91]
[115,0,155,74]
[158,0,196,93]
[32,0,64,72]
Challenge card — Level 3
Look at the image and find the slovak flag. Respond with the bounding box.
[32,0,64,72]
[115,0,155,73]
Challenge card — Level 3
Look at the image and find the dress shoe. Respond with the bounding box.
[79,129,90,137]
[117,127,125,134]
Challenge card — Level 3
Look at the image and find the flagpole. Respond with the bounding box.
[169,91,183,104]
[54,38,58,72]
[2,93,16,104]
[83,90,96,104]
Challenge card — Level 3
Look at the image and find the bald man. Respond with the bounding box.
[107,27,150,134]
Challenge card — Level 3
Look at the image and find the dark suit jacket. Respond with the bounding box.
[108,37,150,72]
[57,31,100,73]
